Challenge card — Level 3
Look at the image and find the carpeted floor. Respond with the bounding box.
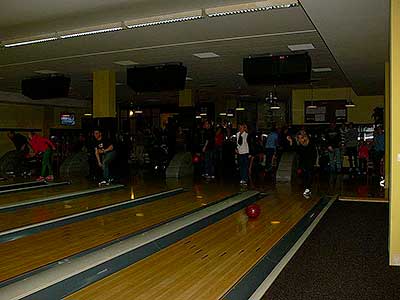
[263,201,400,300]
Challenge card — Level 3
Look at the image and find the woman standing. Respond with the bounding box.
[236,123,250,185]
[287,131,317,198]
[28,132,56,181]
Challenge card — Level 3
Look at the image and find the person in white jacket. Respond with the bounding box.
[236,123,250,185]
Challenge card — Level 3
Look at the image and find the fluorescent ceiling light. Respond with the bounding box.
[270,104,281,110]
[34,70,58,74]
[84,113,92,116]
[238,73,244,76]
[288,43,315,51]
[235,107,245,111]
[59,23,123,39]
[193,52,220,59]
[312,67,332,72]
[125,10,203,28]
[195,115,202,119]
[219,112,227,116]
[186,77,193,81]
[227,113,234,117]
[205,0,298,17]
[114,60,138,66]
[307,104,317,109]
[135,110,143,114]
[200,113,208,116]
[4,37,58,48]
[345,101,356,108]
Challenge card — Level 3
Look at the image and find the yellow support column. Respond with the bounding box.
[390,0,400,266]
[385,62,390,197]
[93,70,116,118]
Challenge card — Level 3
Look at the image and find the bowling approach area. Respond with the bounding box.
[0,174,337,300]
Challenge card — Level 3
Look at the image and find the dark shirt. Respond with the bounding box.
[95,138,112,152]
[294,141,317,169]
[205,129,215,151]
[325,127,340,148]
[10,133,27,151]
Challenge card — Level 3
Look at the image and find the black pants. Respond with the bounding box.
[302,167,313,190]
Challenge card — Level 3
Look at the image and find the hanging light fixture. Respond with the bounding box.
[345,87,356,108]
[266,86,280,110]
[307,83,317,109]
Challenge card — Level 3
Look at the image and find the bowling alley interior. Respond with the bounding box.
[0,1,399,299]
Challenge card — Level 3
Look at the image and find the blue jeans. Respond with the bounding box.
[102,151,117,180]
[328,148,342,172]
[239,154,249,182]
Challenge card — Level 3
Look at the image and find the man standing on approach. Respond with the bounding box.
[94,130,117,185]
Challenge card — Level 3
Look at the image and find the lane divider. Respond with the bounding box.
[0,187,184,243]
[0,184,125,212]
[0,180,45,191]
[0,181,71,196]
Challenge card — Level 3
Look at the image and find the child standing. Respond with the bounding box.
[358,141,369,175]
[287,131,317,198]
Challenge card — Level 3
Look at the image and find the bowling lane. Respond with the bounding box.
[0,181,91,206]
[0,182,239,282]
[66,189,320,300]
[0,182,172,232]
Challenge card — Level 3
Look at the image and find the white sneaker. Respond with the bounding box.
[303,189,311,198]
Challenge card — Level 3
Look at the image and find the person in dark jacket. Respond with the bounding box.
[287,130,317,198]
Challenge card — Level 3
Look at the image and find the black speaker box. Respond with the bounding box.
[21,75,71,100]
[243,53,311,85]
[127,63,187,92]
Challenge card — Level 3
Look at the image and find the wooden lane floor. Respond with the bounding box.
[0,183,171,232]
[66,187,320,300]
[0,182,239,282]
[0,181,93,206]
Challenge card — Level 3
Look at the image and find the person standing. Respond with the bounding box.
[345,122,359,172]
[28,132,56,181]
[94,130,117,185]
[373,126,385,176]
[236,123,250,185]
[287,131,317,198]
[325,122,341,173]
[265,128,279,173]
[202,120,216,180]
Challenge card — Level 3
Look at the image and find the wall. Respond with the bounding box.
[292,87,384,125]
[0,105,90,157]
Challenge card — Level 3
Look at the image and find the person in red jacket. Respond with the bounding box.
[28,132,56,181]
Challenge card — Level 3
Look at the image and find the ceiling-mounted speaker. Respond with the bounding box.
[127,63,187,92]
[21,75,71,100]
[243,53,312,85]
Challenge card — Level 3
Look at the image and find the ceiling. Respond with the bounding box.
[0,0,388,105]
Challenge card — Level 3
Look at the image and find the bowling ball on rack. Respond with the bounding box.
[245,204,261,219]
[297,168,303,176]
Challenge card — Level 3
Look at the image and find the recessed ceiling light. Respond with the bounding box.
[288,43,315,51]
[34,70,58,74]
[312,67,332,72]
[114,60,138,66]
[193,52,220,59]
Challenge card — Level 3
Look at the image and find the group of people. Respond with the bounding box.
[7,129,118,185]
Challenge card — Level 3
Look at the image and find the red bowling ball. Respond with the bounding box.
[297,168,303,176]
[192,155,200,164]
[246,204,261,219]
